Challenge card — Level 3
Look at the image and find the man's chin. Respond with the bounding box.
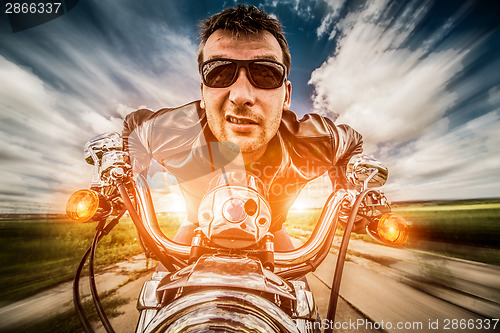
[234,141,267,156]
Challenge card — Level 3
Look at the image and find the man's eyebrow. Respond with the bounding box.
[253,55,280,61]
[206,54,228,60]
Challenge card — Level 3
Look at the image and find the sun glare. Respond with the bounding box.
[156,193,187,213]
[290,199,316,212]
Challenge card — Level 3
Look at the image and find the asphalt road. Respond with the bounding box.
[308,241,499,333]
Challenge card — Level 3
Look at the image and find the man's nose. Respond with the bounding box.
[228,68,256,106]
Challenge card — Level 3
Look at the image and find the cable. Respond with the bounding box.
[324,189,376,333]
[73,214,123,333]
[73,246,95,333]
[89,226,116,333]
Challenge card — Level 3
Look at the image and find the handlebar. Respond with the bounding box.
[120,174,354,268]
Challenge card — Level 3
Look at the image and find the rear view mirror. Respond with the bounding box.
[346,155,388,189]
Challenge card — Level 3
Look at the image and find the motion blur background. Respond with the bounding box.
[1,1,499,332]
[1,0,499,214]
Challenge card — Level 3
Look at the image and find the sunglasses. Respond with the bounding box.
[200,58,287,89]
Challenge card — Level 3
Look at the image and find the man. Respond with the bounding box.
[123,4,363,250]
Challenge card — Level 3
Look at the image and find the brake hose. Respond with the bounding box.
[73,214,122,333]
[89,226,116,333]
[325,188,377,332]
[73,246,95,333]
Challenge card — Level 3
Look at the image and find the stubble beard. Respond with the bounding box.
[206,105,282,156]
[217,126,267,154]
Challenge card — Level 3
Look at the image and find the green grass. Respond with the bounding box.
[0,214,182,302]
[392,202,500,264]
[284,200,500,265]
[392,202,500,247]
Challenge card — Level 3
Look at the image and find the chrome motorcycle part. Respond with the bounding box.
[131,176,191,262]
[136,271,168,332]
[84,132,123,165]
[126,174,354,267]
[101,150,130,178]
[142,289,300,333]
[156,254,295,299]
[84,132,123,187]
[292,280,318,319]
[117,179,188,269]
[346,154,388,189]
[274,189,354,266]
[198,171,272,249]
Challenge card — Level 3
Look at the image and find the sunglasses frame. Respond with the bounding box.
[200,58,287,89]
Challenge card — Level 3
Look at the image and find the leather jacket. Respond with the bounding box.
[123,101,363,231]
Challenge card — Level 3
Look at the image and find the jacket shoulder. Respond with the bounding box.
[280,110,334,139]
[122,101,203,150]
[123,101,202,132]
[279,109,363,166]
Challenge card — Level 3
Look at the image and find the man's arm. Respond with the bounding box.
[122,108,155,177]
[122,108,154,152]
[326,120,363,190]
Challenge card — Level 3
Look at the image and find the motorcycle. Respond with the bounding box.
[66,132,409,333]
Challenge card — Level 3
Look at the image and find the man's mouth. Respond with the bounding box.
[227,116,258,125]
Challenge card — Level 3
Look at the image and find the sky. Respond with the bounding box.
[1,0,499,213]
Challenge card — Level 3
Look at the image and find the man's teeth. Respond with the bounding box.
[228,116,253,124]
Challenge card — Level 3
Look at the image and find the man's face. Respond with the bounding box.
[200,29,292,161]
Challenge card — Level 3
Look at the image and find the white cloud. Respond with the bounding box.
[262,0,317,21]
[0,1,201,213]
[384,111,500,200]
[309,2,468,148]
[308,0,499,200]
[0,56,93,213]
[316,0,346,39]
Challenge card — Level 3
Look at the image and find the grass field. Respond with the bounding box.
[0,214,182,302]
[286,199,500,265]
[391,200,500,264]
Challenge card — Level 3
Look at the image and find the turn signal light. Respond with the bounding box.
[66,189,102,222]
[377,213,409,245]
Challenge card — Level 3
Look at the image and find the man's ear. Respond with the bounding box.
[200,83,206,109]
[283,80,292,111]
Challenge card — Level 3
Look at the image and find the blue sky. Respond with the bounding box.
[1,0,499,213]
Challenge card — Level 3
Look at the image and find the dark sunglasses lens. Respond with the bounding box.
[203,60,237,87]
[249,62,285,88]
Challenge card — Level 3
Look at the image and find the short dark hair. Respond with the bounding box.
[197,4,291,75]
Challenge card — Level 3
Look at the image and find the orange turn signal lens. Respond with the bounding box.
[377,213,409,246]
[66,189,100,223]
